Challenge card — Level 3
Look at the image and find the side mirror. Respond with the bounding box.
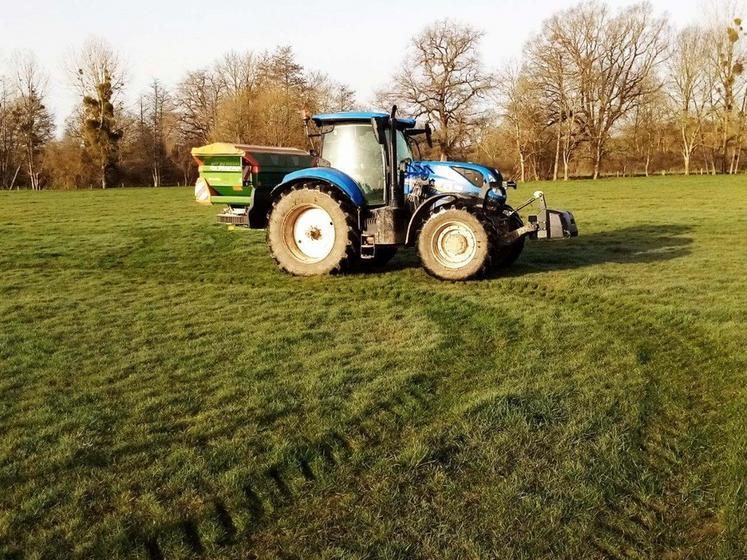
[425,123,433,148]
[371,117,387,144]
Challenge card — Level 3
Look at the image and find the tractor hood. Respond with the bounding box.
[405,160,507,203]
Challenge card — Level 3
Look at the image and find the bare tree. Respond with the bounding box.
[141,79,172,187]
[255,47,308,146]
[68,37,125,101]
[216,50,259,95]
[257,46,306,94]
[0,77,21,189]
[499,66,546,182]
[708,16,745,173]
[541,2,668,178]
[307,72,356,113]
[12,52,54,189]
[210,50,355,149]
[176,69,224,144]
[525,31,582,180]
[624,88,668,176]
[666,26,711,175]
[380,19,494,160]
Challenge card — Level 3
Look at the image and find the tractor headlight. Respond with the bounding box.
[487,182,507,204]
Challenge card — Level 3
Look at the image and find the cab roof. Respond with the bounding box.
[311,111,417,129]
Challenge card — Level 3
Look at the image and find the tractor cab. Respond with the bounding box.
[310,112,418,206]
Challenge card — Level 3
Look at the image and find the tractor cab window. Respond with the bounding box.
[385,129,413,167]
[407,134,422,160]
[321,123,386,204]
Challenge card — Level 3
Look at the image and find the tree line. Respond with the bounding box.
[484,2,747,180]
[0,0,744,190]
[0,43,354,190]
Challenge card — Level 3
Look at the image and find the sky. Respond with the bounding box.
[0,0,711,133]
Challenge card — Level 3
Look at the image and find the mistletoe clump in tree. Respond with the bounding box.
[69,38,125,189]
[81,74,122,189]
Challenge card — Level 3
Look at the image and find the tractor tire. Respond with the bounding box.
[267,184,359,276]
[417,206,494,281]
[493,208,525,269]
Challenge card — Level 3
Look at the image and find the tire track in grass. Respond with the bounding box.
[494,279,727,559]
[117,283,503,559]
[13,277,726,559]
[384,278,726,558]
[234,290,546,557]
[122,377,435,559]
[231,282,664,556]
[335,278,727,558]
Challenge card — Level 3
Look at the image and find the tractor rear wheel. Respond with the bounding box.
[493,208,525,269]
[267,184,359,276]
[417,207,493,281]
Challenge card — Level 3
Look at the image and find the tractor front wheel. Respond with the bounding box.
[267,184,359,276]
[417,207,493,281]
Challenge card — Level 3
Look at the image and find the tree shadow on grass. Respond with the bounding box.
[382,224,694,276]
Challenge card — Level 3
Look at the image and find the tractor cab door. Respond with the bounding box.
[320,123,386,205]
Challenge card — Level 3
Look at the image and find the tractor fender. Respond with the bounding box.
[405,193,476,245]
[272,168,367,207]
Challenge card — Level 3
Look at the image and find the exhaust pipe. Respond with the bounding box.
[388,105,403,209]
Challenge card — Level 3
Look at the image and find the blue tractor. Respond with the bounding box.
[228,107,577,280]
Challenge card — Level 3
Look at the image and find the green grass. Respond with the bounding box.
[0,176,745,559]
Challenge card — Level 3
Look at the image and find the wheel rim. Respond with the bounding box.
[431,220,477,269]
[283,204,336,263]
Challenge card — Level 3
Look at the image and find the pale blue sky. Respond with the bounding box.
[0,0,711,131]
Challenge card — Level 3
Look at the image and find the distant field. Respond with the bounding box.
[0,176,745,559]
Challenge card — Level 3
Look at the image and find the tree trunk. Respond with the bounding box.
[721,116,730,174]
[439,131,449,161]
[552,126,560,181]
[680,125,692,177]
[10,165,20,190]
[734,92,747,174]
[592,146,602,180]
[590,134,605,180]
[28,156,37,190]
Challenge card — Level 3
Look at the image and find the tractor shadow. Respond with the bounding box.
[382,223,694,275]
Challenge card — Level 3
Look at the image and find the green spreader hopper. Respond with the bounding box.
[192,143,313,225]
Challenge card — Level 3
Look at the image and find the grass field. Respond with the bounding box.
[0,175,745,559]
